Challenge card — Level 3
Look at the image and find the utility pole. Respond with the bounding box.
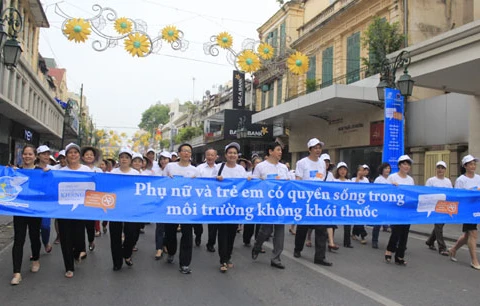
[78,84,84,146]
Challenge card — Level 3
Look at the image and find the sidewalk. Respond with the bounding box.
[0,215,13,252]
[409,223,480,247]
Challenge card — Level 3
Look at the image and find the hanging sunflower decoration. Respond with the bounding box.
[216,32,233,49]
[287,51,309,75]
[161,25,180,43]
[114,17,133,35]
[124,32,151,57]
[257,42,274,60]
[63,18,91,43]
[237,50,261,73]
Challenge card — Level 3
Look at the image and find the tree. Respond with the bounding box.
[94,129,130,158]
[138,103,170,133]
[362,17,404,76]
[174,126,203,143]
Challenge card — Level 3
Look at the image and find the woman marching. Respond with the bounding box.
[333,162,354,248]
[153,151,171,260]
[35,146,54,254]
[371,163,392,248]
[10,144,44,285]
[351,165,370,244]
[215,142,247,273]
[109,148,140,270]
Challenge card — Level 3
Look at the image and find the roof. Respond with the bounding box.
[48,68,66,88]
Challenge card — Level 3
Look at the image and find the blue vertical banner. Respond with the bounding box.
[383,88,405,173]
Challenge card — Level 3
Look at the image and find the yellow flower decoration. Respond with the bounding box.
[257,42,274,60]
[216,32,233,49]
[114,17,133,35]
[287,51,309,75]
[237,50,261,73]
[124,32,151,57]
[63,18,91,43]
[162,25,180,43]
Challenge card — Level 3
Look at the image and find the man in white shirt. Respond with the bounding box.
[293,138,332,266]
[425,161,452,256]
[195,148,219,251]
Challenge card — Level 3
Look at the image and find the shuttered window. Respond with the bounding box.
[424,151,450,184]
[277,78,283,105]
[346,32,360,84]
[306,55,316,80]
[322,46,333,87]
[279,22,286,56]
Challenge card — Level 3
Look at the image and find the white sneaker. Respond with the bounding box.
[10,273,22,285]
[31,261,40,273]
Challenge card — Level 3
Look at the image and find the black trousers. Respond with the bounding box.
[58,219,85,272]
[165,224,193,266]
[386,225,410,259]
[294,225,327,261]
[84,220,95,244]
[109,222,139,269]
[352,225,367,238]
[343,225,352,246]
[193,224,203,240]
[243,224,260,244]
[207,224,218,247]
[217,224,237,264]
[12,216,42,273]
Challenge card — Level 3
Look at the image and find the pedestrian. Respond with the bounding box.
[196,148,219,252]
[51,150,67,170]
[146,148,160,172]
[320,154,339,251]
[351,165,369,244]
[163,143,199,274]
[251,142,290,269]
[215,142,247,272]
[384,155,415,266]
[131,152,148,252]
[99,159,108,172]
[243,156,263,248]
[58,143,93,278]
[171,151,178,162]
[10,144,43,285]
[371,162,392,248]
[153,151,171,260]
[449,155,480,270]
[109,148,140,271]
[291,138,332,266]
[425,161,452,256]
[334,162,354,248]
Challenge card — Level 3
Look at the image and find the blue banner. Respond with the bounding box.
[383,87,405,172]
[1,166,480,225]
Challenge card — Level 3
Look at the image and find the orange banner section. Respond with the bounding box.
[84,190,117,212]
[435,200,459,217]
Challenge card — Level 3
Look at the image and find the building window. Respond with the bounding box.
[322,46,333,87]
[346,32,360,84]
[261,89,267,110]
[279,22,286,56]
[276,78,283,105]
[306,55,316,81]
[424,151,450,184]
[268,83,274,108]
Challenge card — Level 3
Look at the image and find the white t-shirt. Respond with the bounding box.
[334,178,352,183]
[60,165,93,172]
[215,163,247,178]
[51,164,63,170]
[295,157,326,181]
[351,177,370,183]
[197,162,217,178]
[425,176,453,188]
[387,173,415,185]
[324,171,334,182]
[87,165,102,173]
[164,162,199,178]
[253,160,289,180]
[454,174,480,190]
[110,168,140,175]
[374,176,389,184]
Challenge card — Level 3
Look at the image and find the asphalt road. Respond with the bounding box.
[0,224,479,306]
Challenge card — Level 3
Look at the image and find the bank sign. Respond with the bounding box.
[224,109,273,140]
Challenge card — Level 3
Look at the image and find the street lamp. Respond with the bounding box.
[377,50,414,101]
[0,4,23,70]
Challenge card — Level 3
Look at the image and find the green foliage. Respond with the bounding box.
[138,104,170,133]
[175,126,203,143]
[362,17,404,76]
[305,78,317,93]
[160,139,170,150]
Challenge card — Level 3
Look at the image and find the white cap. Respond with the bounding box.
[58,150,66,157]
[398,154,413,164]
[462,154,478,166]
[225,142,240,152]
[132,152,144,161]
[436,161,447,168]
[171,152,178,157]
[320,153,331,161]
[307,138,324,149]
[147,148,156,154]
[119,147,133,157]
[65,143,81,153]
[36,145,51,154]
[363,164,370,169]
[160,151,172,159]
[336,162,348,169]
[49,155,57,162]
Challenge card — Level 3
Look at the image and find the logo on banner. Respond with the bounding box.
[0,176,29,202]
[84,190,117,212]
[58,182,96,211]
[417,194,458,217]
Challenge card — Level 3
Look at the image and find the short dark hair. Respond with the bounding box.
[178,143,193,153]
[377,162,391,174]
[265,142,282,156]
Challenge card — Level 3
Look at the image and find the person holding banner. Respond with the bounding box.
[449,155,480,270]
[163,143,199,274]
[58,143,93,278]
[424,161,452,256]
[292,138,332,266]
[334,162,354,249]
[10,144,43,285]
[153,151,171,260]
[351,165,370,245]
[109,148,140,271]
[251,142,290,269]
[372,162,392,248]
[243,156,263,248]
[384,155,415,266]
[215,142,247,272]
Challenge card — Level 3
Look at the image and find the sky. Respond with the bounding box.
[39,0,282,135]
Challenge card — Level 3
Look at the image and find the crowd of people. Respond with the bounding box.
[6,138,480,285]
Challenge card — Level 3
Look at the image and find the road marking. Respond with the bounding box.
[264,242,403,306]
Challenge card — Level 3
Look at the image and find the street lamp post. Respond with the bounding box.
[376,50,415,101]
[0,4,23,70]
